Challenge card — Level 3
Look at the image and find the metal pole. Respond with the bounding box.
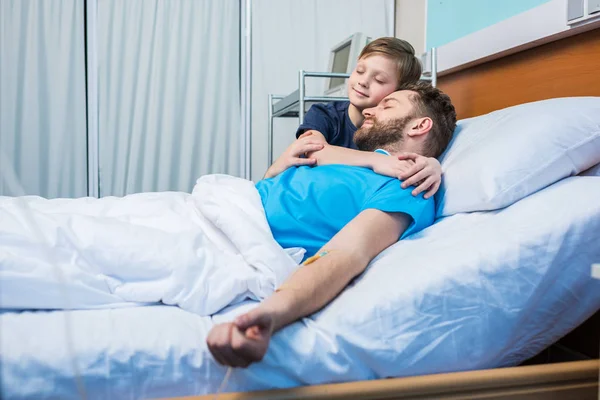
[431,47,437,88]
[240,0,252,180]
[303,72,350,78]
[267,94,273,167]
[298,70,305,125]
[86,0,99,198]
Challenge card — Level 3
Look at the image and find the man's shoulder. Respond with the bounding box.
[367,170,434,204]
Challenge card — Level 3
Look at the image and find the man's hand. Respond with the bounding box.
[396,152,442,199]
[206,309,275,368]
[264,132,325,179]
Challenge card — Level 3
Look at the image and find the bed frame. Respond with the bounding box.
[169,360,598,400]
[161,27,600,400]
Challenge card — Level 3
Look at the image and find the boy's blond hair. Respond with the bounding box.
[358,37,422,88]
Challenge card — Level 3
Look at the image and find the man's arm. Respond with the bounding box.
[256,208,410,330]
[206,209,411,367]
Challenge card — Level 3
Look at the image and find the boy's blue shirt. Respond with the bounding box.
[256,155,435,260]
[296,101,358,149]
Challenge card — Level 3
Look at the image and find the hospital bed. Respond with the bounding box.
[2,29,600,400]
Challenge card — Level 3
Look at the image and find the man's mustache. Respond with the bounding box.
[363,117,377,126]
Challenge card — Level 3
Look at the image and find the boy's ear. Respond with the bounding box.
[407,117,432,137]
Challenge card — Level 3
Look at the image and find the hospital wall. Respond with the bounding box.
[250,0,394,183]
[426,0,552,49]
[395,0,553,54]
[394,0,427,55]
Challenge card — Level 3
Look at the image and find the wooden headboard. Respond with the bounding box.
[437,27,600,119]
[438,28,600,361]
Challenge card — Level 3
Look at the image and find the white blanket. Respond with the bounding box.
[0,174,302,316]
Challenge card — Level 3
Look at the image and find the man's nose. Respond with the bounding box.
[363,107,375,118]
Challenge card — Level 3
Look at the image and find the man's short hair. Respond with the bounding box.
[400,82,457,158]
[358,37,422,87]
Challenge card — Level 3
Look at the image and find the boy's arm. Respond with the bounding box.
[308,135,388,168]
[206,209,411,368]
[301,130,404,173]
[263,134,324,179]
[307,134,442,199]
[264,102,333,179]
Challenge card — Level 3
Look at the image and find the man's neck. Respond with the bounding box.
[348,103,364,128]
[385,144,422,157]
[382,148,400,157]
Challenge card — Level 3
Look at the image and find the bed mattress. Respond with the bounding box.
[2,176,600,399]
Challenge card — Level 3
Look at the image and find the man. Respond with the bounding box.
[206,82,457,368]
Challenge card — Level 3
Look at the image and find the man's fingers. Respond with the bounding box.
[207,324,234,366]
[231,328,264,364]
[220,341,251,368]
[424,180,441,199]
[208,324,253,368]
[244,326,262,340]
[235,310,272,331]
[207,344,228,366]
[401,168,429,189]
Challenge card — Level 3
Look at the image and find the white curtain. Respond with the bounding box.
[0,0,88,198]
[250,0,394,182]
[97,0,241,196]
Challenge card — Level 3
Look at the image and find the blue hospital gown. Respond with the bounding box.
[255,161,435,259]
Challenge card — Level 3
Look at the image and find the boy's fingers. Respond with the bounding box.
[424,180,440,199]
[300,140,325,147]
[293,141,322,153]
[292,157,317,166]
[401,169,429,189]
[412,176,434,196]
[396,152,420,161]
[398,163,425,181]
[298,131,313,138]
[299,144,324,153]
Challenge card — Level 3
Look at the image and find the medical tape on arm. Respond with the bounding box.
[275,250,331,293]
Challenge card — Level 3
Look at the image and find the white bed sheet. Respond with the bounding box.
[2,176,600,399]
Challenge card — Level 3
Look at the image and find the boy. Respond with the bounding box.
[264,37,443,199]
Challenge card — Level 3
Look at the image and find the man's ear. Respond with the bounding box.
[407,117,433,137]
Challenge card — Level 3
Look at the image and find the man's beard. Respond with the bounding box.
[353,116,412,152]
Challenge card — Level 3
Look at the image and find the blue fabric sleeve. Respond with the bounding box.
[295,103,335,142]
[362,180,435,239]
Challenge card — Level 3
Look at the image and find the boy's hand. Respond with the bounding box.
[264,132,325,179]
[396,152,442,199]
[372,157,416,182]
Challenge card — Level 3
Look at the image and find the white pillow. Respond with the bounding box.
[436,97,600,217]
[581,162,600,177]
